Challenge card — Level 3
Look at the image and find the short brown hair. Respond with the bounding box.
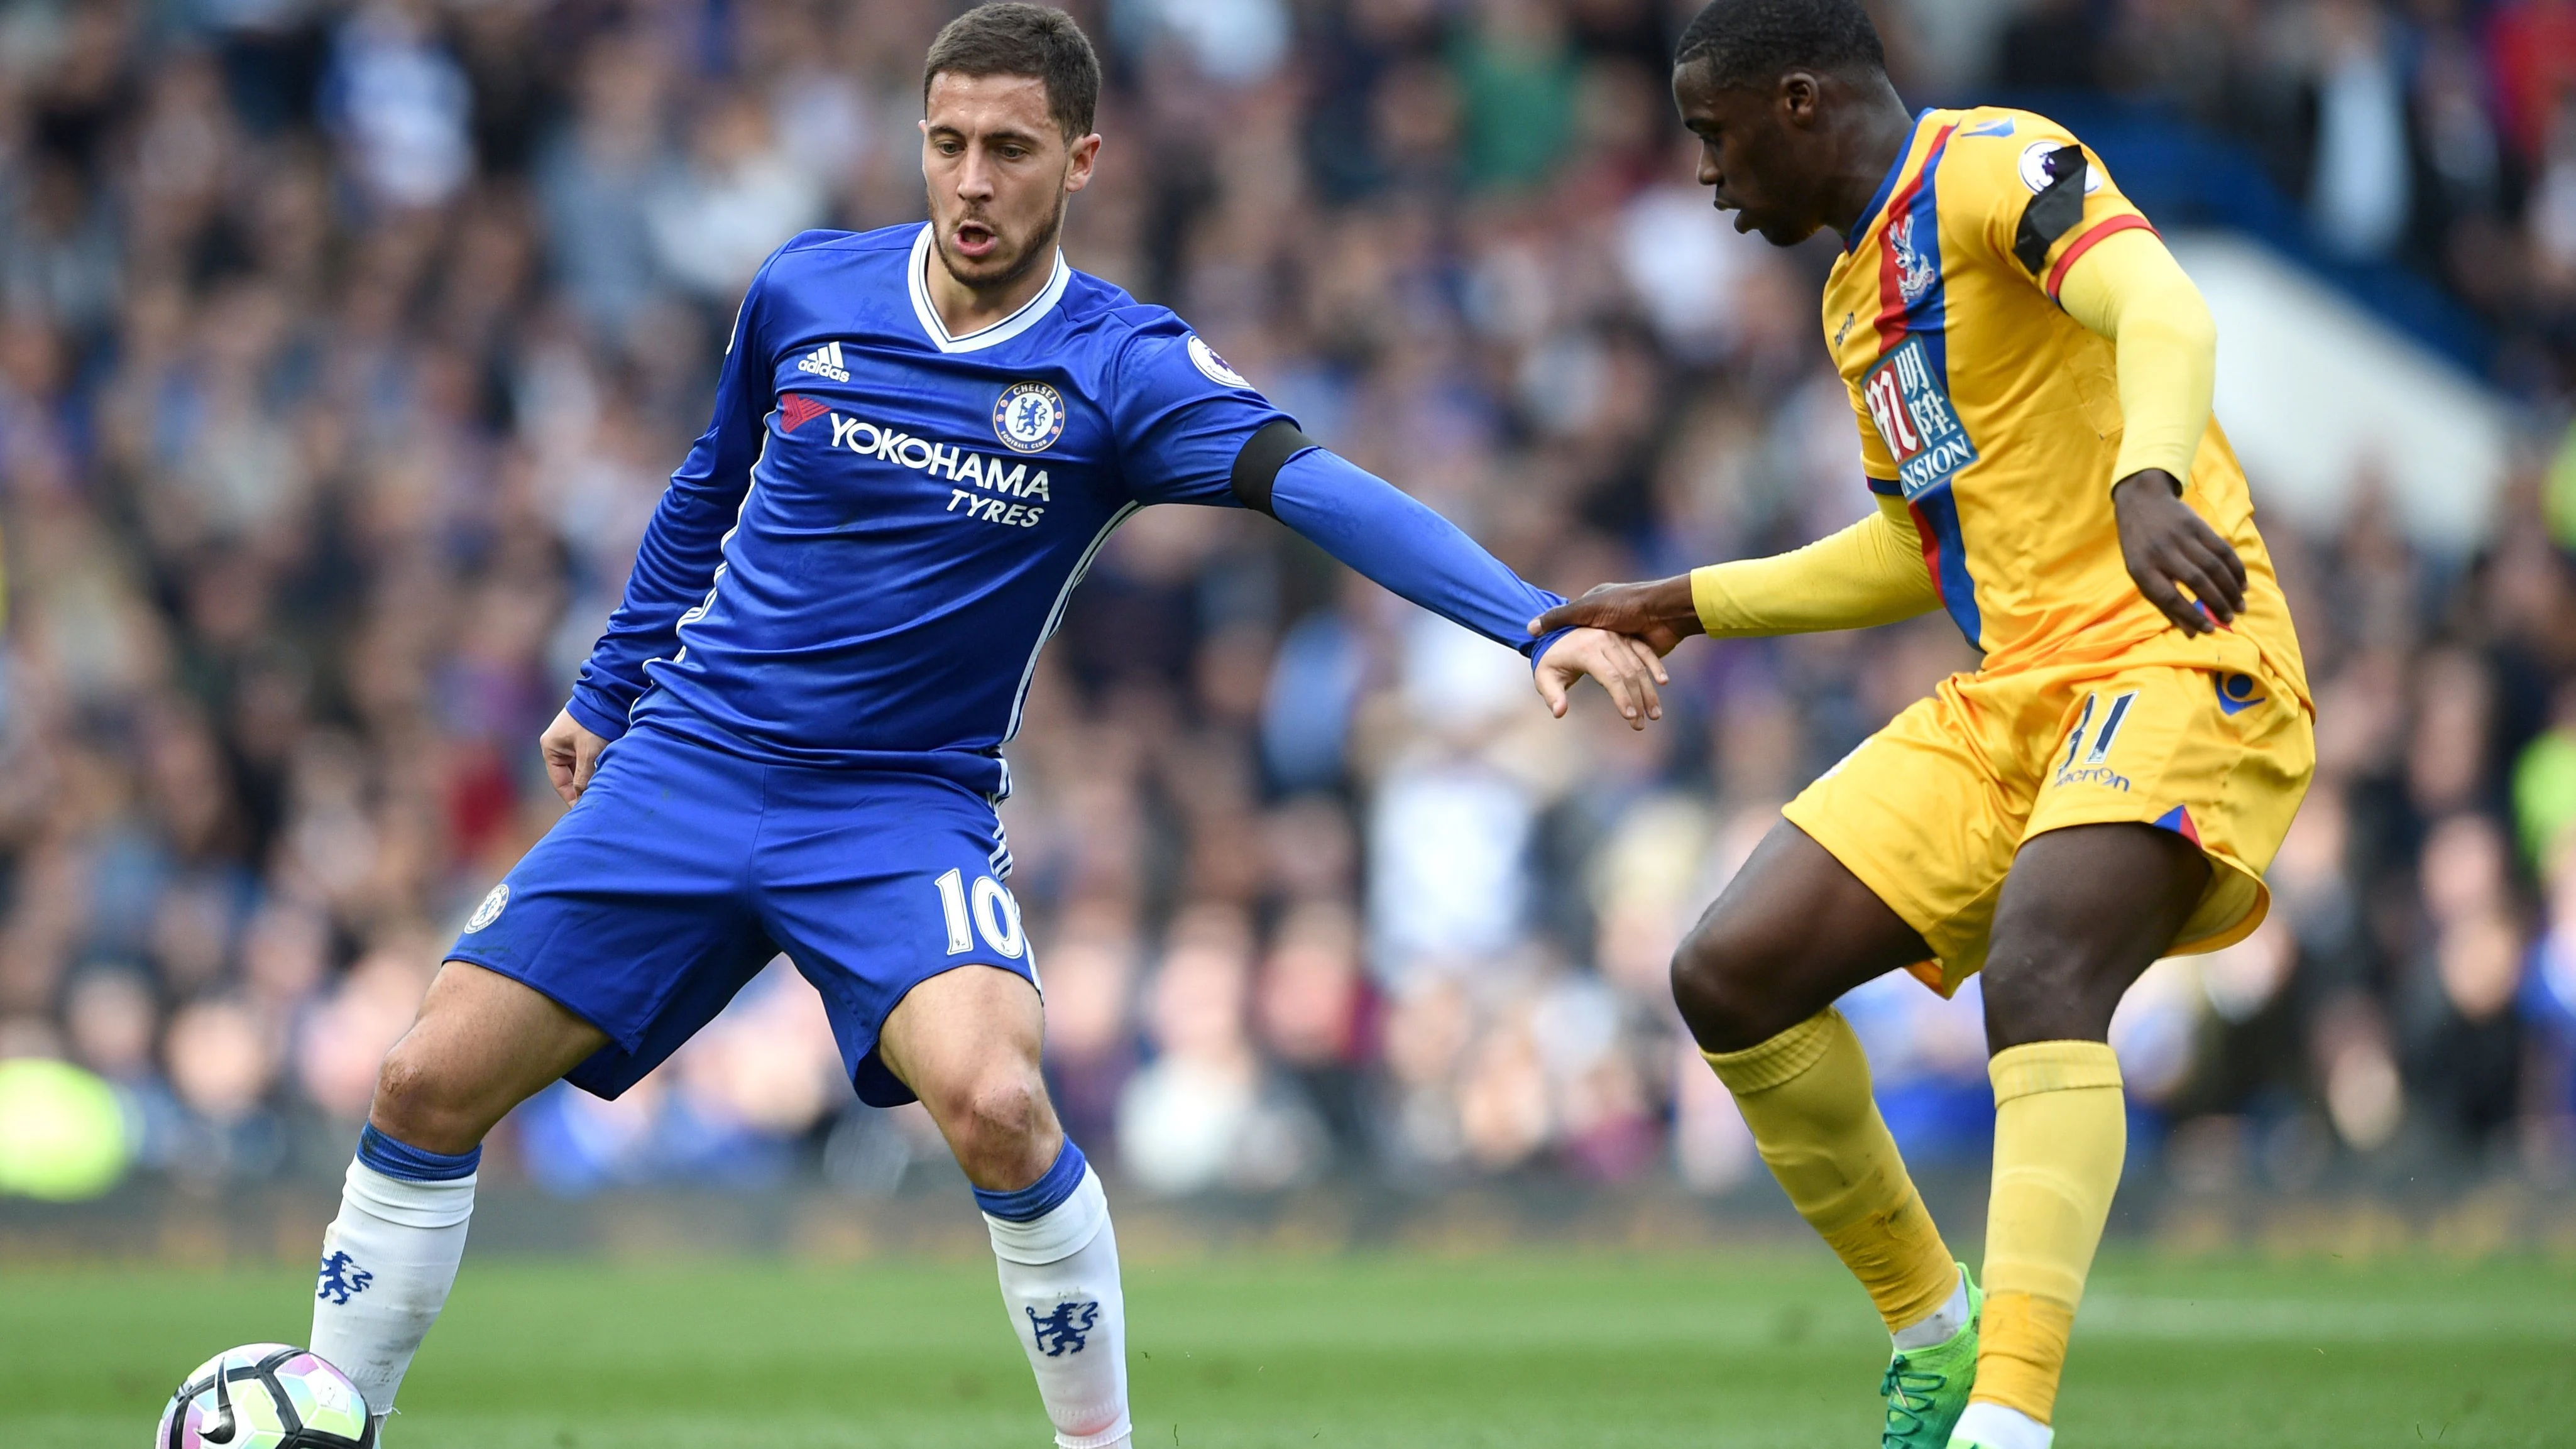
[923,3,1101,141]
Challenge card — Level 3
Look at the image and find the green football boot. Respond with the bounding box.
[1879,1263,1982,1449]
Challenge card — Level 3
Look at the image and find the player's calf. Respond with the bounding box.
[978,1139,1131,1448]
[1662,822,1968,1399]
[884,965,1132,1448]
[1960,824,2209,1445]
[310,960,608,1427]
[309,1123,479,1427]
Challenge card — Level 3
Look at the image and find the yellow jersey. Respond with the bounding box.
[1822,106,2307,703]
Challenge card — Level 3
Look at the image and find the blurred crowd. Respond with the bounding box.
[1,0,2573,1208]
[1956,0,2576,414]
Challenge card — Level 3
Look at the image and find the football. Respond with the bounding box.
[155,1344,374,1449]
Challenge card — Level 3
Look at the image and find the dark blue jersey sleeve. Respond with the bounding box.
[1109,321,1572,664]
[566,259,777,739]
[1268,449,1572,662]
[1107,323,1290,506]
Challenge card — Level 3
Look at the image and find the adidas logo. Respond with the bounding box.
[796,341,850,383]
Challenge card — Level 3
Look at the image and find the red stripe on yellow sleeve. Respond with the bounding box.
[2045,214,2158,300]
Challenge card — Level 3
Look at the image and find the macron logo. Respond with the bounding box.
[796,341,850,383]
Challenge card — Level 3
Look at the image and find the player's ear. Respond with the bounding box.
[1778,71,1822,129]
[1063,132,1101,194]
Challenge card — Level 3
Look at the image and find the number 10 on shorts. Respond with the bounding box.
[934,868,1027,959]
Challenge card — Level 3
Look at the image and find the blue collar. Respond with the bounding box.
[1844,109,1934,252]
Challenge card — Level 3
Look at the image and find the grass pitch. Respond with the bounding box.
[7,1247,2570,1447]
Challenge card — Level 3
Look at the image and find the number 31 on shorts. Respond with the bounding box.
[2063,688,2139,769]
[934,868,1026,960]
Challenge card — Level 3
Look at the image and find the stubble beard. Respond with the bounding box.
[931,188,1070,302]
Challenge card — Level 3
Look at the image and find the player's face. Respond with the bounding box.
[1672,62,1828,247]
[921,72,1100,294]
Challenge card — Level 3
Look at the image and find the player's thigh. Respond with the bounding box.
[444,728,779,1103]
[752,771,1041,1112]
[1672,820,1933,1052]
[1769,681,2031,997]
[1983,823,2209,1048]
[879,962,1046,1095]
[879,962,1056,1170]
[373,960,611,1151]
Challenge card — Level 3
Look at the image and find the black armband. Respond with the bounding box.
[1228,420,1318,517]
[2012,145,2089,275]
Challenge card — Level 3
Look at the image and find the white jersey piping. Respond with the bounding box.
[907,223,1071,355]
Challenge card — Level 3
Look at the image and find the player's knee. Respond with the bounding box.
[1982,904,2154,1042]
[1669,921,1802,1054]
[943,1066,1054,1179]
[1980,948,2117,1048]
[368,1042,489,1156]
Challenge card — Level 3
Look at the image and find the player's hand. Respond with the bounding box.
[1527,576,1697,657]
[540,708,610,806]
[1533,626,1670,730]
[2113,469,2246,637]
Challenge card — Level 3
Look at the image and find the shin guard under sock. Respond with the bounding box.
[979,1140,1131,1449]
[1704,1009,1958,1335]
[1973,1041,2125,1424]
[309,1124,478,1418]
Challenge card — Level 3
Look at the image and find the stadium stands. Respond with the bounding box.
[0,0,2568,1209]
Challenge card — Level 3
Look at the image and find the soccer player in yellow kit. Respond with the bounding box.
[1532,1,2313,1446]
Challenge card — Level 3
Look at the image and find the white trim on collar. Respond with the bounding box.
[907,222,1070,354]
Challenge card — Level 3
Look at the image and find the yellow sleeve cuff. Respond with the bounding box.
[1690,496,1939,637]
[2054,227,2215,488]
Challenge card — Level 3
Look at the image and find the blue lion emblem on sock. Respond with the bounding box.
[316,1250,375,1306]
[1024,1299,1100,1357]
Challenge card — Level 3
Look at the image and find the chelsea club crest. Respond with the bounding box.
[464,883,509,933]
[993,381,1066,454]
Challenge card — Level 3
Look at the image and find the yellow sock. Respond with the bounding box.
[1973,1040,2126,1424]
[1704,1009,1957,1334]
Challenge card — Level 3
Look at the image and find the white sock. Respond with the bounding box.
[1892,1267,1970,1350]
[1951,1401,2054,1449]
[309,1147,476,1418]
[984,1162,1130,1449]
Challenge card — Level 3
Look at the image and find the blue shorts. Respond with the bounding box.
[446,724,1033,1107]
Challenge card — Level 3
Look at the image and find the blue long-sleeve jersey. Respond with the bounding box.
[569,224,1568,797]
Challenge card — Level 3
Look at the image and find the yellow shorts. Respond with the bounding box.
[1782,655,2315,995]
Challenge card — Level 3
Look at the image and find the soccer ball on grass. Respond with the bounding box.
[156,1344,375,1448]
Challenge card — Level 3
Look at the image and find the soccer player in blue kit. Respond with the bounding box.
[303,5,1665,1444]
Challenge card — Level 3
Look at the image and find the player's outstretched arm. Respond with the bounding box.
[1113,331,1665,723]
[2056,227,2247,635]
[1530,497,1939,644]
[1248,441,1670,726]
